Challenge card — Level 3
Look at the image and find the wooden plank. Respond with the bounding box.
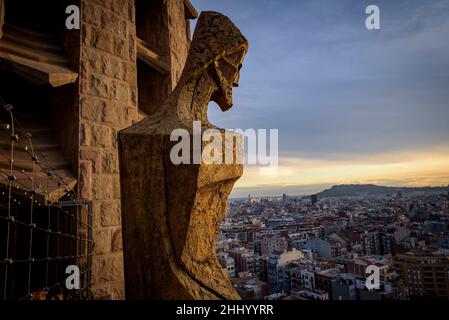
[184,0,198,20]
[136,38,170,75]
[3,27,63,54]
[0,23,78,86]
[0,141,60,152]
[3,24,58,43]
[0,171,77,204]
[0,39,71,66]
[0,51,78,87]
[0,145,72,172]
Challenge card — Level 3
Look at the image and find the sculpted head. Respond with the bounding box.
[181,11,248,112]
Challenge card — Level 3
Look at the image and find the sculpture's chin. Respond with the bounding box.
[219,102,233,112]
[211,92,233,112]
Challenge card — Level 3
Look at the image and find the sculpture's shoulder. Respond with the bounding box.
[119,112,189,137]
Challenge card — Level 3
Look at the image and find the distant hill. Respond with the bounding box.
[317,184,449,198]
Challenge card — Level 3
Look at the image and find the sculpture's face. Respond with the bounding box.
[211,48,247,111]
[220,50,245,87]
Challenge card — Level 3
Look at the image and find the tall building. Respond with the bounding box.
[306,238,343,259]
[361,232,393,256]
[267,249,303,294]
[228,247,256,275]
[260,235,288,255]
[291,268,316,292]
[217,252,236,278]
[395,251,449,299]
[232,276,269,300]
[222,226,256,243]
[330,274,365,301]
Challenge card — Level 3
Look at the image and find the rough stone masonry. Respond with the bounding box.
[79,0,191,299]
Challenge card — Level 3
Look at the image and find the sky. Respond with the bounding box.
[190,0,449,197]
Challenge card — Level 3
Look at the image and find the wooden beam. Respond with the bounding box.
[0,171,77,204]
[184,0,198,20]
[0,40,70,66]
[3,24,58,42]
[0,51,78,87]
[3,25,63,54]
[136,38,170,75]
[0,23,78,87]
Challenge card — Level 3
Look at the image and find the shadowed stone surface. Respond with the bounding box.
[118,12,248,299]
[0,0,4,39]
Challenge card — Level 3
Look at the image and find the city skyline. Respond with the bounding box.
[222,185,449,300]
[192,0,449,197]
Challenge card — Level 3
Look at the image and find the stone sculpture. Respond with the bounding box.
[118,11,248,299]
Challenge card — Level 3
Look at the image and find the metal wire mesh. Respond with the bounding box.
[0,97,92,300]
[0,201,93,300]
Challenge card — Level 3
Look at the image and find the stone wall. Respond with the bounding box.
[166,0,191,88]
[78,0,193,299]
[79,0,138,299]
[0,0,194,300]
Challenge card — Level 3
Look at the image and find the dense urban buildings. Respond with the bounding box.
[217,185,449,300]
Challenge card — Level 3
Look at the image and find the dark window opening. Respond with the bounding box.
[4,0,69,35]
[135,0,171,117]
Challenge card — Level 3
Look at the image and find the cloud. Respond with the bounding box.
[192,0,449,192]
[232,146,449,194]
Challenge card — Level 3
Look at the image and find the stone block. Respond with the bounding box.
[93,228,111,255]
[111,0,128,17]
[102,102,127,125]
[80,97,106,121]
[91,124,112,147]
[89,75,111,99]
[80,148,102,174]
[111,228,123,252]
[91,285,112,300]
[114,38,129,59]
[79,160,92,199]
[80,123,91,146]
[93,31,113,53]
[100,199,121,227]
[122,61,137,84]
[100,55,122,79]
[111,81,130,103]
[83,2,101,27]
[92,174,114,200]
[101,149,119,174]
